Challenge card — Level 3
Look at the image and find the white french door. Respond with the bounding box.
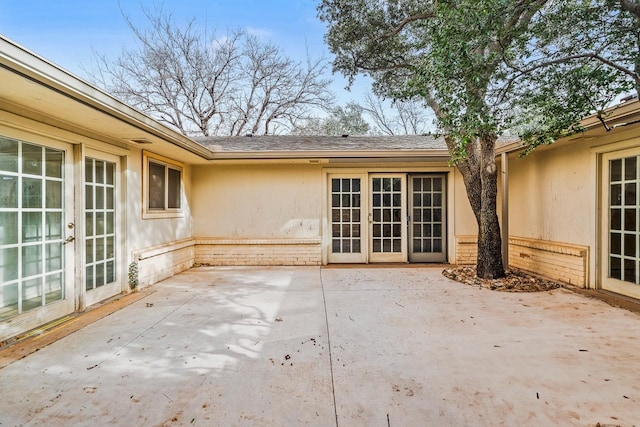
[369,174,407,262]
[83,151,121,307]
[327,172,447,264]
[601,149,640,299]
[0,135,75,339]
[328,174,367,263]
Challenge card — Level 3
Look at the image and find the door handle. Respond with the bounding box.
[63,235,75,245]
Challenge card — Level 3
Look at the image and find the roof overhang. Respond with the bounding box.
[0,36,213,163]
[206,149,451,163]
[496,97,640,156]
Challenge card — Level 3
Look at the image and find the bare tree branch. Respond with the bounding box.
[87,7,334,136]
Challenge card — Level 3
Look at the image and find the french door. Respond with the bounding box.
[328,172,447,264]
[408,175,447,262]
[369,175,407,262]
[84,151,121,307]
[601,150,640,299]
[0,136,75,338]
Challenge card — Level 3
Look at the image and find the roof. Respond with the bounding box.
[196,134,448,152]
[194,134,451,161]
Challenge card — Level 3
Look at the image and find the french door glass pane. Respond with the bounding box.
[22,143,42,175]
[0,175,18,208]
[0,137,19,172]
[46,180,62,209]
[330,178,361,253]
[412,177,444,253]
[609,156,640,284]
[0,212,18,244]
[85,158,116,291]
[22,178,42,208]
[22,277,43,313]
[45,273,63,303]
[0,248,19,282]
[371,177,402,253]
[45,149,63,178]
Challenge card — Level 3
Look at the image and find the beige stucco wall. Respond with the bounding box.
[508,142,593,245]
[124,147,194,250]
[192,163,323,239]
[452,167,478,237]
[193,162,474,265]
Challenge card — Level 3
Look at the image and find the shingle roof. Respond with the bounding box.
[194,134,448,152]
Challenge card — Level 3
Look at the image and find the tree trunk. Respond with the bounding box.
[455,135,505,279]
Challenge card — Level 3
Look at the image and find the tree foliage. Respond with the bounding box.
[318,0,639,278]
[90,7,334,136]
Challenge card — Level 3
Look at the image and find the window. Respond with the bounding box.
[143,152,183,218]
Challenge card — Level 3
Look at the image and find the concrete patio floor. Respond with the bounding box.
[1,266,640,426]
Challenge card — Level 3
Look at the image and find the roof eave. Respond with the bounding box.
[0,36,212,160]
[208,149,451,160]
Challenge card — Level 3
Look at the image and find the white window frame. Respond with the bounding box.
[142,151,184,219]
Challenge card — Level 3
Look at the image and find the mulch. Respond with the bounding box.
[443,266,562,292]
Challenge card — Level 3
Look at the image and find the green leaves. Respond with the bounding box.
[319,0,637,151]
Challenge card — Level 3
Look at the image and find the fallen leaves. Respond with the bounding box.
[443,266,561,292]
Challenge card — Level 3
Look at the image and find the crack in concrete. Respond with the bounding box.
[319,268,339,427]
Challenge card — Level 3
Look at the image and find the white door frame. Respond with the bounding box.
[326,173,368,263]
[82,149,123,308]
[368,174,407,263]
[600,148,640,299]
[0,135,75,341]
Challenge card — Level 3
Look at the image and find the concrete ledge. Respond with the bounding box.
[195,237,322,245]
[133,238,195,261]
[132,238,196,287]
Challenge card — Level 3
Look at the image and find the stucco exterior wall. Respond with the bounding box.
[192,163,323,238]
[508,142,593,244]
[191,163,323,265]
[124,147,195,286]
[124,147,194,252]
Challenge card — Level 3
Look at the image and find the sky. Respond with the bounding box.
[0,0,370,107]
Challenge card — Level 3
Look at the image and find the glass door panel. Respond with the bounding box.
[369,175,406,262]
[602,152,640,299]
[328,175,367,263]
[0,136,70,321]
[409,175,447,262]
[84,155,120,306]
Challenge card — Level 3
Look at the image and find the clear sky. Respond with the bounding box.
[0,0,369,105]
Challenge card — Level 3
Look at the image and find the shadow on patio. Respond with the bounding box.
[0,266,639,426]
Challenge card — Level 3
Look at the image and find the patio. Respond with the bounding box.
[0,266,639,426]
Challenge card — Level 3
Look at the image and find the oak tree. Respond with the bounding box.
[319,0,638,278]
